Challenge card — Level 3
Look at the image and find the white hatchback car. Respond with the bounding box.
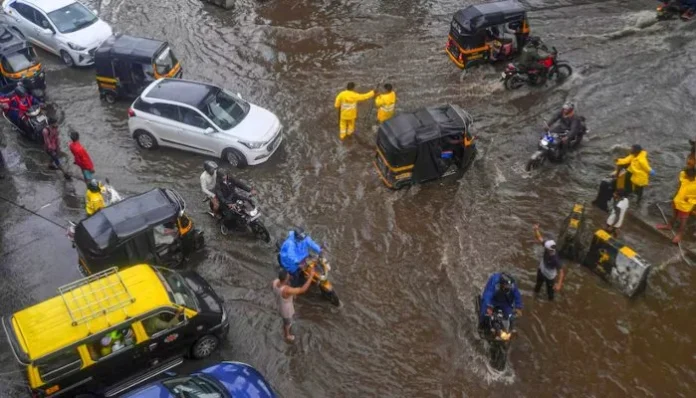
[1,0,113,66]
[128,78,283,168]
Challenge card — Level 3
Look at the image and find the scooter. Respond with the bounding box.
[207,195,270,243]
[1,103,48,143]
[656,1,691,20]
[275,247,341,306]
[475,295,516,371]
[526,123,588,171]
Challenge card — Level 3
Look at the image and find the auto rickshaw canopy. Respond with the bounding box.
[453,0,527,34]
[74,188,182,257]
[377,104,473,182]
[0,27,31,58]
[94,34,168,76]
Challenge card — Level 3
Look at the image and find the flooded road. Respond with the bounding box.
[1,0,696,396]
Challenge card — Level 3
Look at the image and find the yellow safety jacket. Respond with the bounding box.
[85,188,105,216]
[334,89,375,120]
[616,150,652,187]
[375,91,396,123]
[674,171,696,213]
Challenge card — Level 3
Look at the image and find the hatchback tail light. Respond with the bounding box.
[127,108,135,118]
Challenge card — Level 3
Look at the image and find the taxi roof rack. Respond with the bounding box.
[57,267,136,330]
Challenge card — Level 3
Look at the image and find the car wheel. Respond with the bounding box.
[191,335,218,359]
[223,148,248,168]
[60,50,74,67]
[134,130,158,150]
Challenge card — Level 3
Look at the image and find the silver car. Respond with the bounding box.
[1,0,113,66]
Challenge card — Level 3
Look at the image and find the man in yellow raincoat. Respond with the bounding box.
[657,167,696,244]
[615,144,654,202]
[374,83,396,123]
[334,82,374,140]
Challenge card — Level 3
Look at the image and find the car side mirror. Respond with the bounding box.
[204,127,215,135]
[92,9,99,16]
[42,28,53,35]
[236,92,242,99]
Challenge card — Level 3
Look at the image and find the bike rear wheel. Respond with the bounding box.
[504,75,525,90]
[549,64,573,83]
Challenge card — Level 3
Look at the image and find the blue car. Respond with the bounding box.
[122,361,277,398]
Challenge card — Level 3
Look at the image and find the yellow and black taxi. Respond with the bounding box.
[70,188,204,276]
[374,104,476,189]
[2,264,229,397]
[445,0,530,70]
[0,27,45,91]
[95,33,182,103]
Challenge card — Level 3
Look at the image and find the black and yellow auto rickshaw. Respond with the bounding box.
[94,34,182,103]
[0,27,45,91]
[445,0,530,69]
[72,188,204,276]
[373,104,477,189]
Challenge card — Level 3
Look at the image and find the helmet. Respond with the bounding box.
[87,179,100,193]
[293,227,306,241]
[203,160,218,175]
[217,168,229,185]
[499,273,514,290]
[562,102,575,117]
[14,85,27,96]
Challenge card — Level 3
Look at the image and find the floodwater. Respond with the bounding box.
[1,0,695,396]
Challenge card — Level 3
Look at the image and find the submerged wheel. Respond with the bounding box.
[489,342,508,371]
[250,220,270,243]
[60,50,74,67]
[220,223,230,236]
[223,148,247,168]
[549,64,573,83]
[504,75,524,90]
[526,156,543,171]
[103,92,117,104]
[134,130,158,150]
[191,335,219,359]
[321,288,341,307]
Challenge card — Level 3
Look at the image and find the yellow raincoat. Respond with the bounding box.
[334,89,375,139]
[674,170,696,213]
[375,91,396,123]
[616,150,652,187]
[85,186,105,216]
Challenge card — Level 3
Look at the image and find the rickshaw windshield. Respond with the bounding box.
[156,267,199,311]
[1,48,38,73]
[154,46,178,76]
[198,89,250,131]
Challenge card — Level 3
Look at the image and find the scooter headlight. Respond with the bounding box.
[248,208,259,217]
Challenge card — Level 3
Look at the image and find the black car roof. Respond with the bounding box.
[0,27,29,56]
[453,0,526,33]
[95,34,166,64]
[379,104,471,151]
[145,79,216,107]
[74,189,179,252]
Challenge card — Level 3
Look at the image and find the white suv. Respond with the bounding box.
[1,0,113,66]
[128,78,283,168]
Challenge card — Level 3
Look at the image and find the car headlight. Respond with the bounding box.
[239,140,264,149]
[67,42,86,51]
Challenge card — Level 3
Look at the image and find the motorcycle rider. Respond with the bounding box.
[200,161,219,216]
[85,179,106,216]
[545,102,586,159]
[479,273,522,334]
[8,85,39,137]
[279,228,323,287]
[214,168,256,221]
[516,36,546,74]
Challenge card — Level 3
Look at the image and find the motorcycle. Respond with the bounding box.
[67,179,123,247]
[208,195,271,243]
[656,1,690,20]
[475,295,515,371]
[303,256,341,306]
[1,103,48,143]
[502,47,573,90]
[526,125,588,171]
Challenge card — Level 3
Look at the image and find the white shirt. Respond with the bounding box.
[200,170,217,198]
[606,198,629,228]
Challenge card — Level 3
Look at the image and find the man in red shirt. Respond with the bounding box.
[69,131,95,181]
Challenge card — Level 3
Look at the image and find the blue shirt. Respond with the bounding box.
[279,231,322,274]
[480,273,523,317]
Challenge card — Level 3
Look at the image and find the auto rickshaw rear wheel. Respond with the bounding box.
[191,335,219,359]
[103,92,117,104]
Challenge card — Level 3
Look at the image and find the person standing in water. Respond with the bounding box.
[272,268,315,343]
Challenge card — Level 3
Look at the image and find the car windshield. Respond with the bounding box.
[1,48,38,73]
[156,268,199,311]
[48,2,98,34]
[154,46,178,76]
[163,376,224,398]
[197,89,249,131]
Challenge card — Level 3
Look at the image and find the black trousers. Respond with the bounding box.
[534,269,555,300]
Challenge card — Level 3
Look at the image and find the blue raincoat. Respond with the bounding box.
[279,231,322,274]
[480,273,523,320]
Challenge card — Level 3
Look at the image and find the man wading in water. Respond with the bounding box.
[533,224,565,300]
[273,269,315,342]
